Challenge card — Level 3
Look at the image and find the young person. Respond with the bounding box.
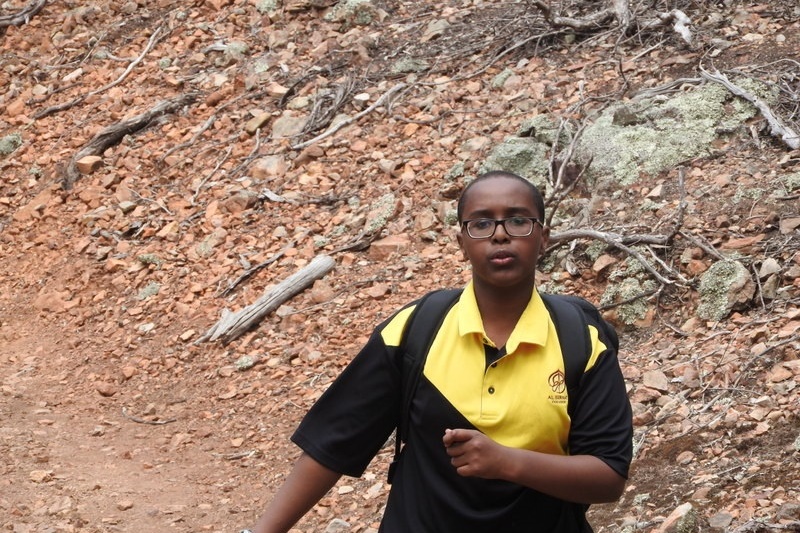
[243,170,633,533]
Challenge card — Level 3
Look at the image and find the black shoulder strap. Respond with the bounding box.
[540,293,591,418]
[388,288,461,483]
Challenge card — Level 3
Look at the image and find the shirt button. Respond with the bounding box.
[488,387,495,394]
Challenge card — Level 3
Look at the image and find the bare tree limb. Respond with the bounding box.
[62,92,198,189]
[549,228,677,286]
[530,1,616,30]
[700,67,800,150]
[0,0,46,31]
[197,254,336,345]
[219,230,311,297]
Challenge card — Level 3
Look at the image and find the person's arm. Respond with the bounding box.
[442,428,625,504]
[251,452,342,533]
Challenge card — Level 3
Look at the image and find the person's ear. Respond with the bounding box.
[456,228,470,261]
[538,225,550,260]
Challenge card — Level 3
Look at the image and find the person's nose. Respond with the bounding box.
[491,221,510,242]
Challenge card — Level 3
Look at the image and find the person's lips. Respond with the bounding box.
[489,250,515,265]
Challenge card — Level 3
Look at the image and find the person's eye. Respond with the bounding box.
[472,219,494,230]
[507,217,529,228]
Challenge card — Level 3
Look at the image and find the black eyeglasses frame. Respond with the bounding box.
[460,216,543,239]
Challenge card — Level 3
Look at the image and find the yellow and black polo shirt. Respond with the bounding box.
[292,282,632,533]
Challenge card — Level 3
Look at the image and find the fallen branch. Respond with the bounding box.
[212,450,261,461]
[530,1,616,30]
[530,1,693,44]
[34,26,164,119]
[198,254,336,344]
[701,67,800,150]
[0,0,46,32]
[549,228,676,286]
[62,92,198,189]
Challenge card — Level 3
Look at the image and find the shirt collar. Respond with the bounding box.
[457,281,550,353]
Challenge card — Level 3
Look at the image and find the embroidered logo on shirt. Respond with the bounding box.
[548,369,568,406]
[548,369,566,393]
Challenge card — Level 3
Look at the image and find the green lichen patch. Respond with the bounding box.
[137,282,161,300]
[697,260,754,321]
[325,0,377,26]
[579,83,764,185]
[479,137,550,188]
[137,254,163,267]
[0,133,23,156]
[600,277,656,325]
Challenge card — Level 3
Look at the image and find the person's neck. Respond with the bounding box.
[472,281,535,344]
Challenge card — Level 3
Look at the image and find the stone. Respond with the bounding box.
[324,518,351,533]
[758,257,781,278]
[642,370,670,392]
[653,502,697,533]
[5,97,26,117]
[251,155,288,179]
[96,382,119,397]
[592,254,618,275]
[220,191,259,213]
[697,260,755,321]
[75,155,104,174]
[245,112,271,135]
[708,511,734,529]
[272,113,306,138]
[117,499,134,510]
[368,234,411,261]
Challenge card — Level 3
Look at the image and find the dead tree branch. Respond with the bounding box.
[198,254,336,345]
[550,228,676,286]
[529,1,693,44]
[0,0,46,32]
[700,67,800,150]
[530,1,616,30]
[62,92,198,189]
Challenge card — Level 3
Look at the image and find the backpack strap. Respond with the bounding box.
[388,288,462,483]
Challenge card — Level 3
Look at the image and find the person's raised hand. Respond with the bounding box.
[442,428,510,479]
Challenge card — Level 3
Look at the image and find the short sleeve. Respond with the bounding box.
[567,322,633,479]
[290,316,406,477]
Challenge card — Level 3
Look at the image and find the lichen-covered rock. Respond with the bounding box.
[479,137,549,188]
[324,0,377,25]
[578,82,772,184]
[697,260,755,321]
[0,133,23,156]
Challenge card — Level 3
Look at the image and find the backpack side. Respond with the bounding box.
[388,288,462,483]
[540,293,592,419]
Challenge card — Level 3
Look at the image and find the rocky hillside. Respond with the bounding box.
[1,1,798,532]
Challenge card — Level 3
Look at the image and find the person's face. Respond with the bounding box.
[456,177,549,291]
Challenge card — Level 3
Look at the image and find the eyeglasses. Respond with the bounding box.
[461,216,542,239]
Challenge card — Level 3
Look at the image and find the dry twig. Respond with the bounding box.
[220,230,311,297]
[291,83,408,150]
[0,0,46,32]
[34,26,165,119]
[121,407,176,426]
[700,67,800,150]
